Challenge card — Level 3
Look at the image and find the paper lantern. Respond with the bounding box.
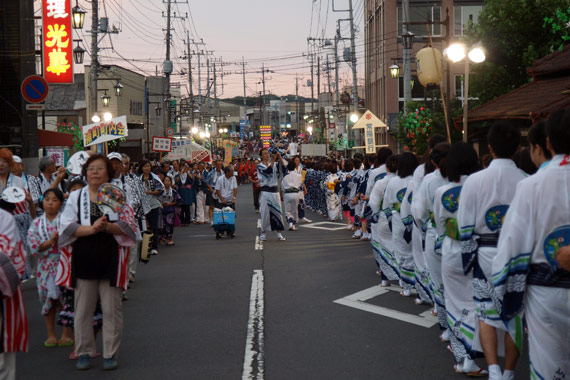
[416,47,443,87]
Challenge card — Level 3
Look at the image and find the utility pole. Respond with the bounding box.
[317,55,321,114]
[186,31,194,126]
[326,55,331,94]
[242,57,247,135]
[348,0,358,114]
[164,0,172,136]
[261,63,266,125]
[310,52,315,114]
[295,74,299,135]
[334,32,340,109]
[89,0,99,121]
[206,58,211,117]
[213,61,217,131]
[403,0,412,113]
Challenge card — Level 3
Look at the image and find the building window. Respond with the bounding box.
[397,5,441,37]
[398,75,426,99]
[455,75,464,99]
[454,5,483,36]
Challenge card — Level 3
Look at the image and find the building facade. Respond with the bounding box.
[365,0,484,147]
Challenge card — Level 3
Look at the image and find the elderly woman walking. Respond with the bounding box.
[59,154,137,371]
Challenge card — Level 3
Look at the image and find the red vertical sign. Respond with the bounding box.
[42,0,74,84]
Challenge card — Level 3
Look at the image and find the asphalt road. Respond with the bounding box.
[16,184,530,379]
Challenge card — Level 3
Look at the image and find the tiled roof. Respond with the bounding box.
[528,44,570,78]
[45,74,85,111]
[456,45,570,126]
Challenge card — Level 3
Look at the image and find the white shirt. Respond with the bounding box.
[411,169,448,228]
[215,175,237,202]
[282,171,302,191]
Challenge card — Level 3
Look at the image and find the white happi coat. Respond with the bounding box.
[493,154,570,379]
[457,158,526,329]
[365,164,387,197]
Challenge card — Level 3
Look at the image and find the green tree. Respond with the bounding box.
[466,0,570,105]
[56,122,84,151]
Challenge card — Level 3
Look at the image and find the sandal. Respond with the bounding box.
[58,338,74,347]
[44,339,58,348]
[454,363,464,373]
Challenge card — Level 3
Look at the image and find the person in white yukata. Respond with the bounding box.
[493,109,570,380]
[383,152,418,296]
[411,143,451,335]
[457,123,526,380]
[432,142,486,376]
[368,155,399,285]
[257,148,287,241]
[281,161,302,231]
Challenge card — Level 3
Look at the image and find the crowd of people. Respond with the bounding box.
[259,110,569,380]
[0,112,568,378]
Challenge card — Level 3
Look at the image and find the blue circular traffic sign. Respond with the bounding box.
[21,75,49,103]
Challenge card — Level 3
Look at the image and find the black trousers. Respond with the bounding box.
[253,188,260,210]
[146,208,160,250]
[180,204,191,225]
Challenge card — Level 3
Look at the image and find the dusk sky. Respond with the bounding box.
[35,0,365,98]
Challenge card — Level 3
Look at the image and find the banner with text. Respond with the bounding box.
[82,116,128,147]
[260,126,271,148]
[152,136,173,152]
[42,0,74,83]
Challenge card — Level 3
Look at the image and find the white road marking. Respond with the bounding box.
[300,221,347,231]
[242,270,265,380]
[333,285,438,328]
[254,236,263,251]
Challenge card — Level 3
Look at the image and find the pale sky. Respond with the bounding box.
[36,0,365,98]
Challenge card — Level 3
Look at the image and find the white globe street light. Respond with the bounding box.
[445,42,486,142]
[91,114,100,123]
[446,43,466,63]
[191,127,198,134]
[307,126,313,134]
[199,132,205,139]
[349,113,359,123]
[103,112,113,121]
[205,131,211,138]
[468,47,486,63]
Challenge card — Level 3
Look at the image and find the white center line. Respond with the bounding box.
[242,270,265,380]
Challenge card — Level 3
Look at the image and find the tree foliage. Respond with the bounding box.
[466,0,570,105]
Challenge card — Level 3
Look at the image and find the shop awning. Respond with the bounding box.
[38,129,74,147]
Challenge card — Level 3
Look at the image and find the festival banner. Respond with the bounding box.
[260,126,271,148]
[82,116,128,147]
[42,0,74,83]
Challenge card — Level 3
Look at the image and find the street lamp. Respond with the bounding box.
[103,112,113,121]
[445,43,486,142]
[350,113,359,123]
[101,91,111,107]
[191,127,198,135]
[307,126,313,135]
[154,106,161,116]
[389,64,400,78]
[92,114,101,123]
[199,131,205,139]
[71,1,87,29]
[73,40,85,64]
[113,81,123,96]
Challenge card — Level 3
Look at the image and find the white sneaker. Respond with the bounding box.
[260,234,267,241]
[360,232,370,241]
[150,249,158,255]
[302,217,312,223]
[346,224,353,230]
[380,280,390,287]
[276,233,286,241]
[288,222,294,231]
[352,230,362,239]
